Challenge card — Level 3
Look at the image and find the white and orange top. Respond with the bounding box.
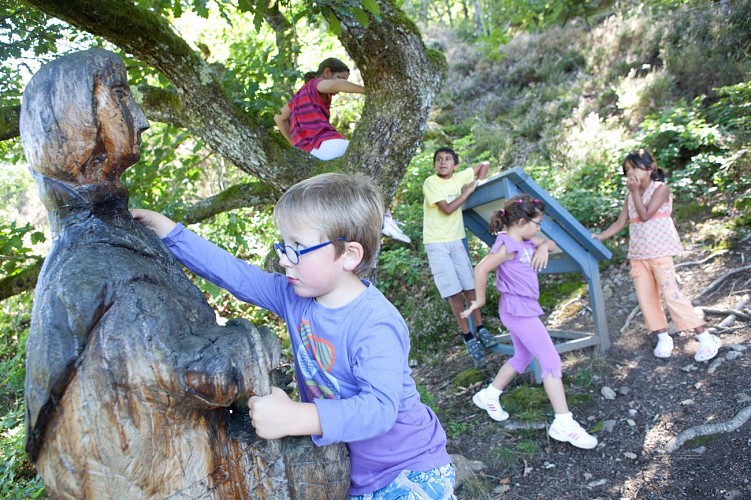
[627,180,683,260]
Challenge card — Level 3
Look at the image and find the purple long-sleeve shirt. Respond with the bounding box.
[163,224,450,495]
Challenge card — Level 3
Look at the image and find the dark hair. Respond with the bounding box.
[489,194,545,234]
[433,147,459,165]
[622,149,665,182]
[303,57,350,82]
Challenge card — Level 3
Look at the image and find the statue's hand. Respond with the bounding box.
[183,368,241,406]
[179,320,281,407]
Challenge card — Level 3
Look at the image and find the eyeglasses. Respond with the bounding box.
[273,237,347,265]
[526,218,543,228]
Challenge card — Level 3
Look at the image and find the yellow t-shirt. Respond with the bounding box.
[422,168,475,244]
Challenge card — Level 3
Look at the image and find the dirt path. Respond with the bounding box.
[414,234,751,499]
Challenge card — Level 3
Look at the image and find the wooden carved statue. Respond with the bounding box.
[20,48,349,499]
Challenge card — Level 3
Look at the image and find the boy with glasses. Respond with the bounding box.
[132,172,455,498]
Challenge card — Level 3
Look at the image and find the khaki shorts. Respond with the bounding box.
[425,240,475,298]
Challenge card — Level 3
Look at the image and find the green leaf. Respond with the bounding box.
[361,0,381,17]
[30,232,46,245]
[326,10,342,35]
[193,0,209,18]
[253,11,263,31]
[237,0,253,12]
[352,7,370,28]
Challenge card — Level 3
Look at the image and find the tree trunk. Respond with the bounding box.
[334,1,447,200]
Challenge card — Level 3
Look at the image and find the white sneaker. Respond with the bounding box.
[653,335,674,359]
[694,334,721,362]
[472,388,509,422]
[548,418,598,449]
[382,212,411,243]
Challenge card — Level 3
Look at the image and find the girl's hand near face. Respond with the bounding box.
[626,175,640,192]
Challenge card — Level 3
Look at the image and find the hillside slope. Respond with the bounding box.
[406,4,751,498]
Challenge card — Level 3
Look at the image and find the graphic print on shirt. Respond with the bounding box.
[296,319,341,400]
[519,246,534,266]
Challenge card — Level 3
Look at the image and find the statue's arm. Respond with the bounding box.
[25,264,112,459]
[166,319,281,408]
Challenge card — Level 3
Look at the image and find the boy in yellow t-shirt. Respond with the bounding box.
[422,147,499,368]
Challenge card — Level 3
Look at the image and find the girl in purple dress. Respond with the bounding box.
[462,194,598,449]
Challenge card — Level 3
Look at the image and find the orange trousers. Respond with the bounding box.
[629,256,704,333]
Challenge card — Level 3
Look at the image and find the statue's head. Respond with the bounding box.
[20,48,149,185]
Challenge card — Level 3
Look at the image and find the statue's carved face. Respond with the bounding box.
[20,49,150,185]
[91,73,149,182]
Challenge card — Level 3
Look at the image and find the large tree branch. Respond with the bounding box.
[334,2,448,201]
[136,84,188,129]
[22,0,312,192]
[0,104,20,141]
[0,258,42,302]
[15,0,446,204]
[665,405,751,452]
[1,183,278,301]
[20,0,446,202]
[5,0,447,300]
[168,182,277,224]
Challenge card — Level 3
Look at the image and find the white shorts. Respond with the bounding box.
[425,240,475,298]
[311,138,349,160]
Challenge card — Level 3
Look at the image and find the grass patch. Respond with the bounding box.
[515,439,540,455]
[571,368,597,390]
[538,277,587,311]
[457,476,495,499]
[452,369,486,390]
[416,383,437,412]
[503,383,550,421]
[444,421,469,439]
[588,420,605,433]
[487,447,517,470]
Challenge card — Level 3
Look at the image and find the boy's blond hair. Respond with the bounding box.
[274,172,384,277]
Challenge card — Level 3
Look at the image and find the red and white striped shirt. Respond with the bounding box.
[288,78,345,152]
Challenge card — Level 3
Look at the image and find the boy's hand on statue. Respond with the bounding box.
[130,209,177,238]
[248,387,295,440]
[591,232,604,241]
